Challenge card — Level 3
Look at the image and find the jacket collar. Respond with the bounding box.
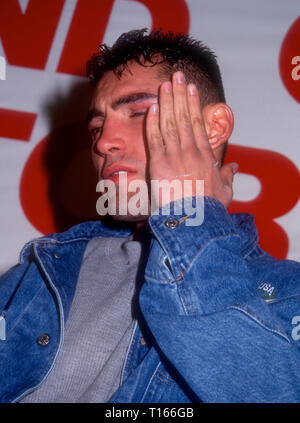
[19,213,259,261]
[19,219,132,263]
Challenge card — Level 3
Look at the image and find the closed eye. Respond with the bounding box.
[130,111,147,118]
[89,126,103,140]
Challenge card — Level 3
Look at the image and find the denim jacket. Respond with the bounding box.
[1,197,300,403]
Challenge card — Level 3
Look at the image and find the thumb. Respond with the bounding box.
[220,162,239,187]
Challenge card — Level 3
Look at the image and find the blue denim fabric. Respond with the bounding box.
[1,197,300,403]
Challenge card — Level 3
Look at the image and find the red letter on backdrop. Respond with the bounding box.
[0,0,64,69]
[0,108,37,141]
[57,0,189,76]
[57,0,115,76]
[226,145,300,259]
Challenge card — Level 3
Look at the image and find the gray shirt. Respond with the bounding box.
[21,235,142,403]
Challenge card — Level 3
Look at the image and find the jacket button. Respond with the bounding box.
[165,218,179,229]
[37,334,50,346]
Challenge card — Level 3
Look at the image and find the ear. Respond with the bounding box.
[202,103,234,150]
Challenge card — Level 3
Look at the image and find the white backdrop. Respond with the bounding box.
[0,0,299,273]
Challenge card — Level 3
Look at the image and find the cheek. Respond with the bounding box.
[127,121,147,161]
[133,141,147,162]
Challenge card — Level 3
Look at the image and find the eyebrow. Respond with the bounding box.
[86,92,158,125]
[112,92,157,109]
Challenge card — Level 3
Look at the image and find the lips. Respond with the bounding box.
[102,164,138,182]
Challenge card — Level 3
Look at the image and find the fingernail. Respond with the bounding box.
[232,163,239,174]
[175,71,185,84]
[152,103,158,114]
[188,84,197,95]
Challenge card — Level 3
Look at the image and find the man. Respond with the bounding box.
[1,29,300,403]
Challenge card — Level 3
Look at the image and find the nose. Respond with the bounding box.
[94,115,126,157]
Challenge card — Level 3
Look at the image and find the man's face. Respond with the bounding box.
[88,61,165,221]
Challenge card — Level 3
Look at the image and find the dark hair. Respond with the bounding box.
[86,28,226,107]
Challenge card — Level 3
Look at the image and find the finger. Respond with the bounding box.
[159,81,180,150]
[172,71,194,147]
[220,162,239,188]
[146,103,164,154]
[187,83,215,160]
